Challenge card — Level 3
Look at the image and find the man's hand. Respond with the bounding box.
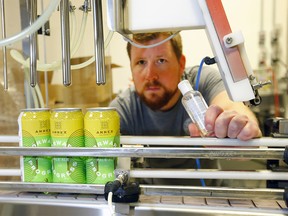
[188,104,262,141]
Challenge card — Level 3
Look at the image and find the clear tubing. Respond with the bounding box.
[70,30,114,70]
[122,31,180,49]
[10,49,61,71]
[71,12,88,57]
[9,29,114,72]
[34,80,45,108]
[0,0,61,47]
[70,10,77,51]
[9,11,90,71]
[41,0,50,108]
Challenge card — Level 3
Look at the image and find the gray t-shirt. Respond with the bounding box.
[110,66,225,136]
[109,66,225,185]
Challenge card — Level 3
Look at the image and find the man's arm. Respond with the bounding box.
[189,91,262,140]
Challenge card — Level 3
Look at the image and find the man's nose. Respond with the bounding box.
[145,63,159,81]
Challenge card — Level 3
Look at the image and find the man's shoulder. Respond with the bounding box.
[115,86,136,100]
[183,66,219,83]
[110,86,138,107]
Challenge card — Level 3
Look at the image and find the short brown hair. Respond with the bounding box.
[126,32,183,61]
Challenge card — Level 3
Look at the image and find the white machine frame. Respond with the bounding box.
[107,0,261,105]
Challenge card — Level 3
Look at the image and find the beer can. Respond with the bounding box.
[50,108,85,184]
[19,108,52,183]
[84,107,120,184]
[50,108,84,148]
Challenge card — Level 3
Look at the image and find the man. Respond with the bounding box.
[109,32,262,185]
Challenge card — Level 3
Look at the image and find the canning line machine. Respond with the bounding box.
[0,135,287,216]
[0,0,288,215]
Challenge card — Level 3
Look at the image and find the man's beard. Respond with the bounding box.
[137,81,178,110]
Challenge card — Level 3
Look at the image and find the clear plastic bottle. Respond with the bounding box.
[178,80,211,137]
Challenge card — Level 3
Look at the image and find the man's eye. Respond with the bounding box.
[137,60,146,65]
[157,59,166,64]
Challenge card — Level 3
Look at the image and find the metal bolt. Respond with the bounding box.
[226,37,233,44]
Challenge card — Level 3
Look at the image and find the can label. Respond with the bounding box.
[23,157,52,182]
[84,107,120,184]
[84,107,120,147]
[86,158,115,184]
[52,157,86,184]
[50,108,84,147]
[18,108,52,183]
[20,108,51,147]
[50,108,85,183]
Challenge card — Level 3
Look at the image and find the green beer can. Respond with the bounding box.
[19,108,52,183]
[84,107,120,184]
[50,108,85,184]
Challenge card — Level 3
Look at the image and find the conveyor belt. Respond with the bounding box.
[0,191,286,216]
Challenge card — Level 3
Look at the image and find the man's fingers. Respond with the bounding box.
[205,105,223,132]
[188,123,201,137]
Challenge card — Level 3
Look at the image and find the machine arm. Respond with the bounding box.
[107,0,269,106]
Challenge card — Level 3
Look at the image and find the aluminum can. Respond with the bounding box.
[50,108,85,184]
[50,108,84,148]
[84,107,120,148]
[84,107,120,184]
[19,108,52,183]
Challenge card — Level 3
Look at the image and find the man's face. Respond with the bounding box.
[130,36,185,111]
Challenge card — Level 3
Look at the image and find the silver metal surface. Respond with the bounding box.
[0,190,285,216]
[120,136,288,147]
[0,182,284,202]
[134,204,288,216]
[0,182,104,194]
[29,0,37,88]
[141,185,285,200]
[0,0,7,90]
[60,0,71,86]
[2,135,288,147]
[130,169,288,181]
[0,192,111,216]
[0,146,283,160]
[92,0,106,85]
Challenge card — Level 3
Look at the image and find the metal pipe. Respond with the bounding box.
[0,182,104,194]
[0,182,284,201]
[130,169,288,181]
[120,136,288,147]
[0,0,7,90]
[0,147,284,160]
[92,0,106,85]
[60,0,71,86]
[29,0,37,88]
[1,135,288,147]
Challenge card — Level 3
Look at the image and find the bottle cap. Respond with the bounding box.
[178,80,193,95]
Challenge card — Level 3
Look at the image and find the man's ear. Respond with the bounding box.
[179,55,186,76]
